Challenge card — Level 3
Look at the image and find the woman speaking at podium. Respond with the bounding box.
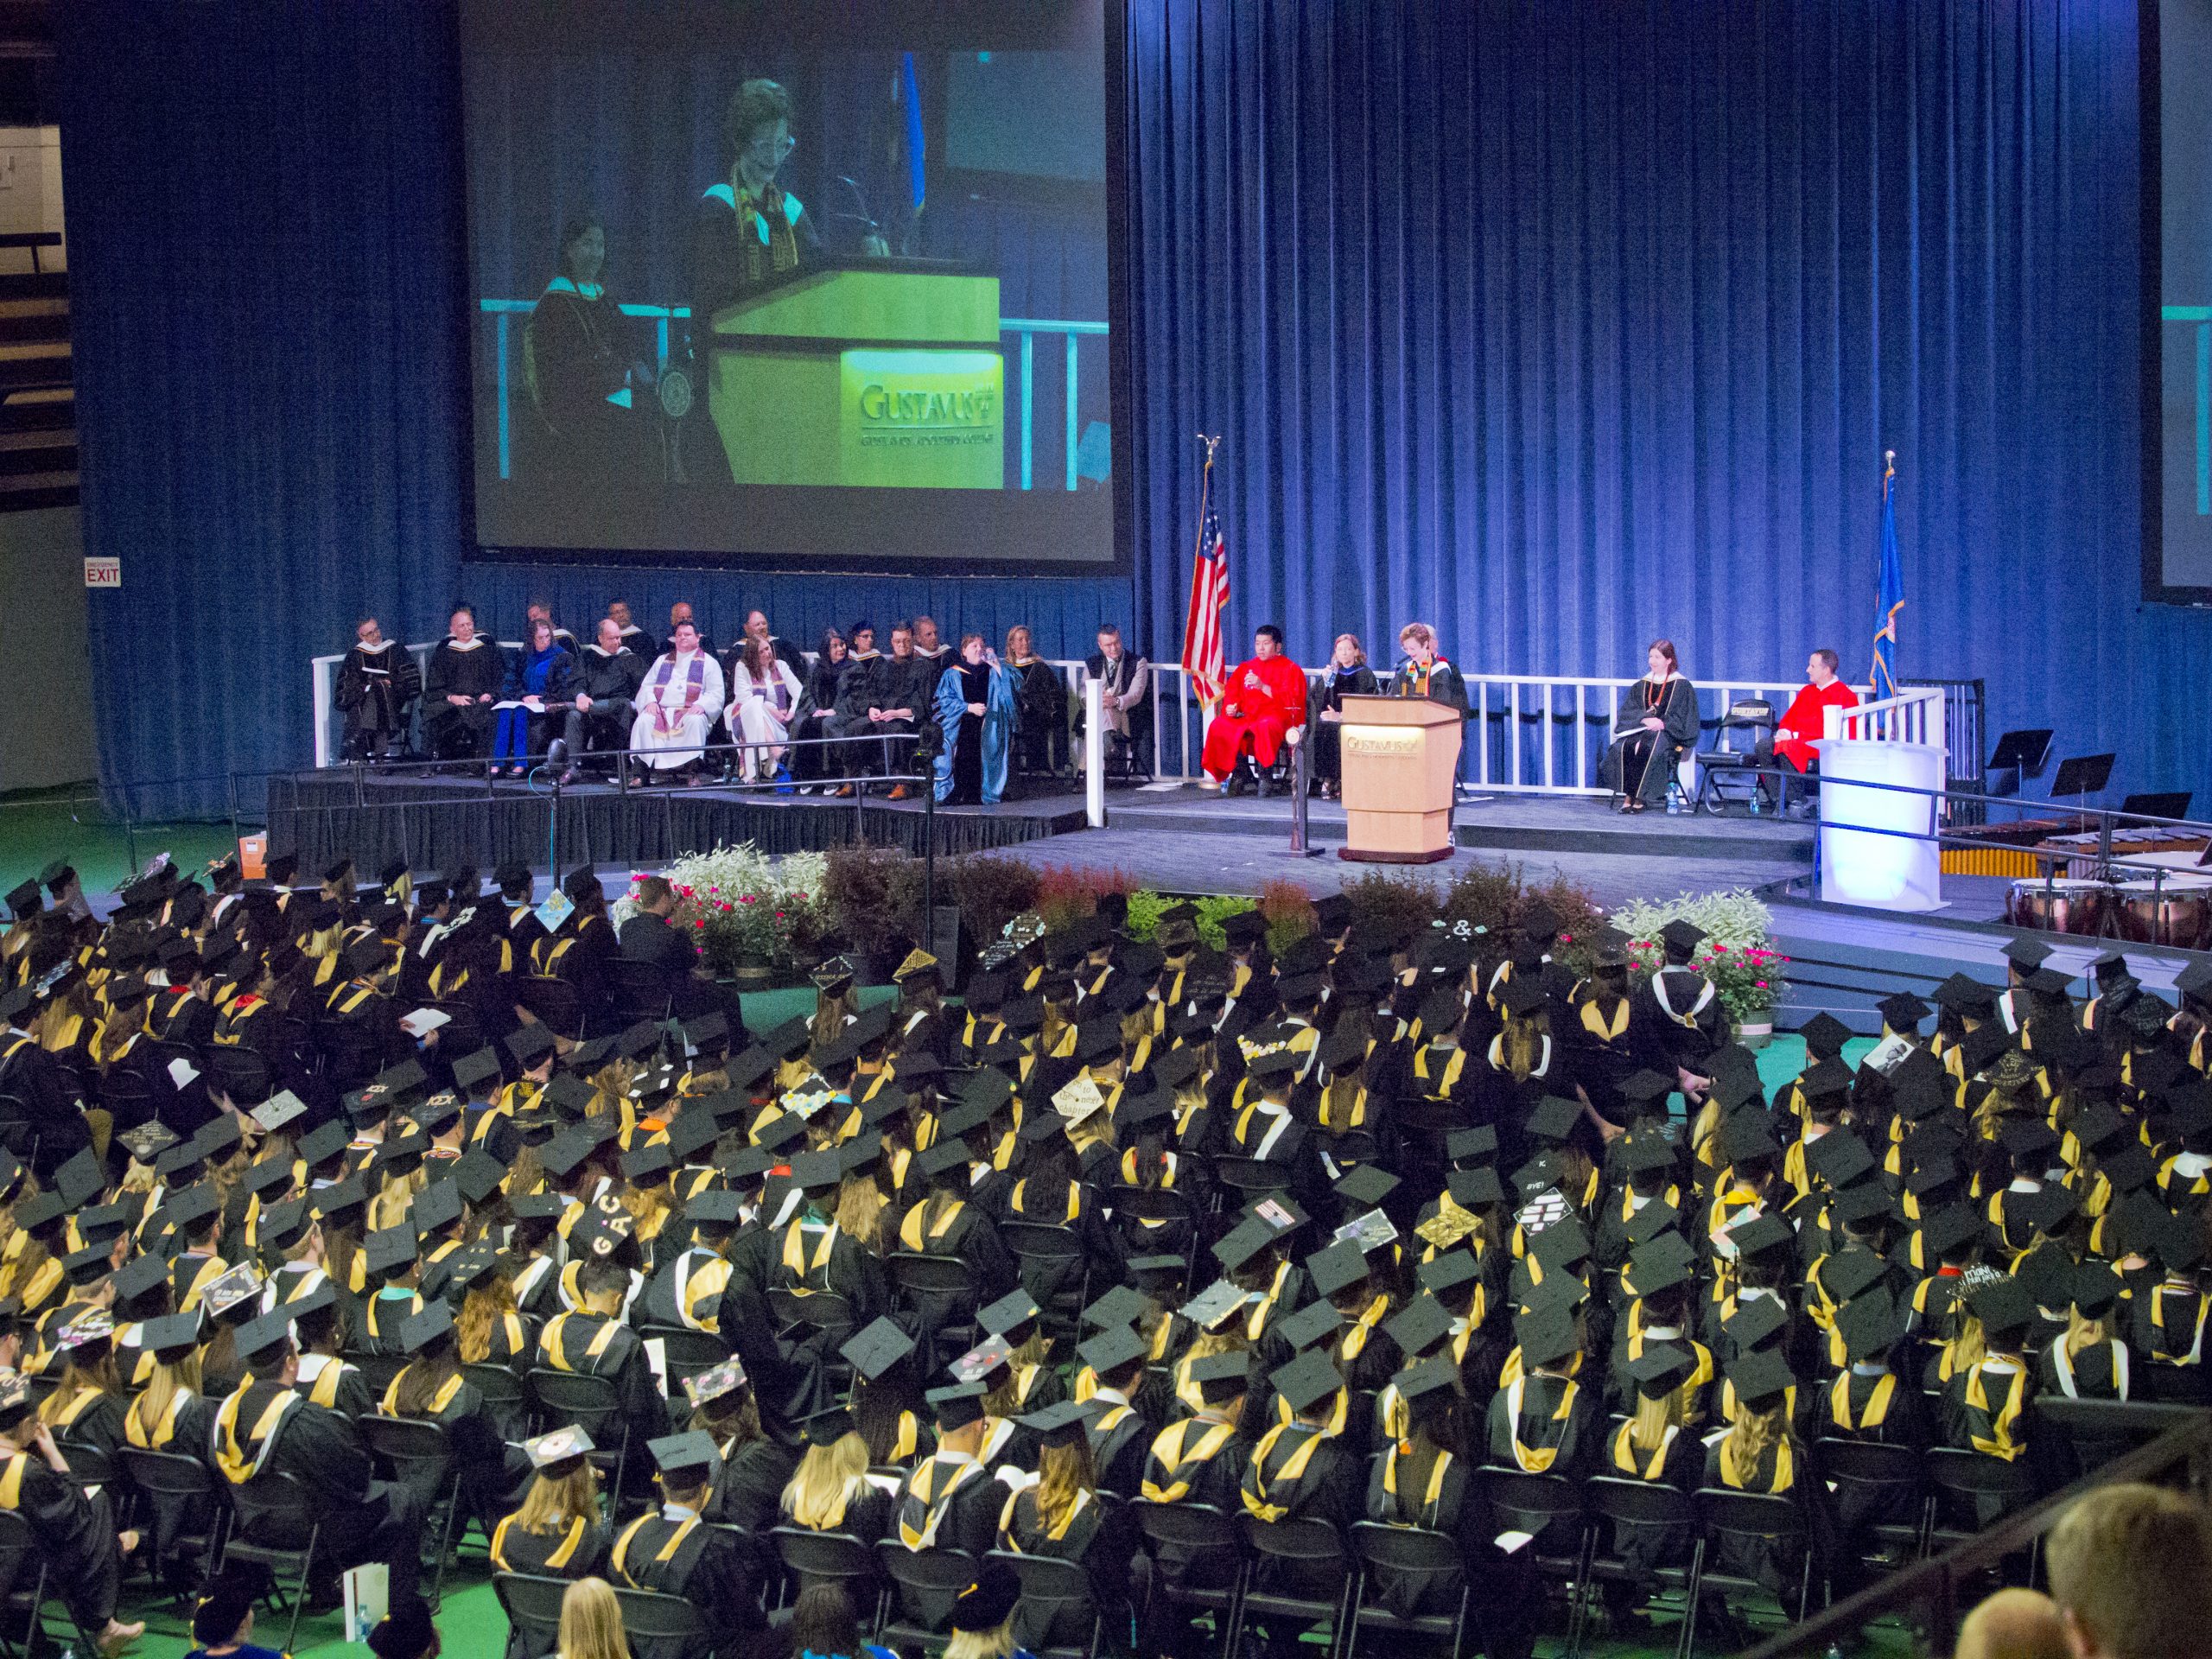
[1603,639,1699,813]
[691,79,821,328]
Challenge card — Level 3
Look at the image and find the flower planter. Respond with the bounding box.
[1735,1018,1774,1049]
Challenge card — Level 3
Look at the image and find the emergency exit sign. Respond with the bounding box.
[83,556,119,588]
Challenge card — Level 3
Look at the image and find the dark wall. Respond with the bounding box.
[59,0,2212,815]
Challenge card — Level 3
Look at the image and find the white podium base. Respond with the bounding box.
[1813,739,1944,912]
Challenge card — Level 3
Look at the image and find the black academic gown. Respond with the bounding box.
[612,1503,761,1659]
[423,639,504,760]
[1604,676,1700,806]
[708,1434,797,1534]
[1000,1485,1134,1651]
[0,1447,128,1629]
[1309,664,1381,788]
[537,1309,671,1459]
[1362,1445,1475,1615]
[220,1382,426,1599]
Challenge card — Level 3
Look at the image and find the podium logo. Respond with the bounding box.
[1345,728,1420,757]
[839,348,1004,487]
[858,383,997,431]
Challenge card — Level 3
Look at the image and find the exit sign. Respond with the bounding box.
[83,556,120,588]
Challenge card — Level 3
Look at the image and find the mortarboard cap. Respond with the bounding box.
[1268,1350,1344,1415]
[1726,1350,1796,1411]
[839,1317,915,1382]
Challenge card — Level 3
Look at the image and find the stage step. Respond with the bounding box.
[1103,788,1815,865]
[1767,895,2210,1030]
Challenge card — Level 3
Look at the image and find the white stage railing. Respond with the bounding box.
[313,645,1909,807]
[1825,683,1947,749]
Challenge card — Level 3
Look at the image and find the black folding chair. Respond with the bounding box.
[1815,1437,1933,1564]
[1694,699,1779,815]
[515,978,584,1041]
[1211,1157,1294,1207]
[221,1469,324,1653]
[528,1369,634,1502]
[346,1350,409,1400]
[493,1570,569,1659]
[638,1325,731,1394]
[613,1584,714,1658]
[360,1414,461,1606]
[999,1218,1091,1319]
[1691,1487,1817,1649]
[876,1541,980,1650]
[608,960,678,1027]
[1926,1448,2042,1569]
[768,1525,883,1617]
[119,1446,228,1592]
[204,1044,276,1107]
[886,1252,982,1364]
[1581,1477,1703,1659]
[1232,1514,1354,1659]
[0,1508,51,1657]
[1478,1467,1594,1650]
[1109,1185,1203,1264]
[1131,1500,1246,1647]
[1344,1521,1473,1659]
[464,1362,535,1439]
[992,1548,1103,1659]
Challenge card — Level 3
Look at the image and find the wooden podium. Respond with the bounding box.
[1336,696,1463,863]
[707,260,1003,489]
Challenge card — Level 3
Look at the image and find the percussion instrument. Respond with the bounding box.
[2005,878,2115,938]
[2113,876,2212,950]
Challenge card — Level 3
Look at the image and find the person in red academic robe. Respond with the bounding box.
[1774,648,1860,772]
[1201,625,1312,793]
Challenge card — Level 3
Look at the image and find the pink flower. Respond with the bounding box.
[1559,933,1573,944]
[693,919,705,930]
[739,894,757,906]
[1755,980,1767,988]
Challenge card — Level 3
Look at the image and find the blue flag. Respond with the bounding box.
[1871,452,1903,698]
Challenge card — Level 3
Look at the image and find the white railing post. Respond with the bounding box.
[312,653,339,767]
[1084,677,1105,827]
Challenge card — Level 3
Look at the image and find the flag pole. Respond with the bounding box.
[1190,435,1221,714]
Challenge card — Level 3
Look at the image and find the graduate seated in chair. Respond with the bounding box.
[0,1372,143,1656]
[1200,625,1309,795]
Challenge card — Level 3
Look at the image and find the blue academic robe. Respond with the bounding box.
[933,661,1020,803]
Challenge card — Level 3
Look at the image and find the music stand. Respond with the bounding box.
[2050,753,2114,837]
[2118,791,2191,828]
[1986,728,2054,800]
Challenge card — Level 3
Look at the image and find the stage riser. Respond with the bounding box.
[266,777,1078,877]
[1103,800,1815,865]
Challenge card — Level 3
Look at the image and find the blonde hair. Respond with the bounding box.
[944,1629,1018,1659]
[1398,622,1436,652]
[514,1464,601,1536]
[834,1173,889,1250]
[1629,1382,1684,1453]
[458,1273,519,1366]
[2063,1306,2108,1362]
[367,1166,425,1231]
[556,1577,631,1659]
[1724,1403,1783,1476]
[39,1348,121,1425]
[783,1432,870,1529]
[129,1352,201,1442]
[1033,1435,1096,1536]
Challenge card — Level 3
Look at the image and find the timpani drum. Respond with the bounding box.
[2005,878,2115,938]
[2113,877,2212,950]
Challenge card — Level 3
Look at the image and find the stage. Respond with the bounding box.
[264,766,1813,910]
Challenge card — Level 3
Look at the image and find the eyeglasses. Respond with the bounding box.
[747,132,798,161]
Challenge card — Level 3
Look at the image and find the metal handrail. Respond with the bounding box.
[1738,1413,2212,1659]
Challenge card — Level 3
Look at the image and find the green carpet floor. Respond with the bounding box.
[0,786,238,901]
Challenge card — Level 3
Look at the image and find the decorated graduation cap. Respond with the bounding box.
[1176,1279,1246,1332]
[250,1090,310,1136]
[950,1335,1014,1385]
[683,1356,749,1411]
[524,1425,595,1474]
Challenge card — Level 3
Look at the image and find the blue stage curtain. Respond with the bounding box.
[1124,1,2204,801]
[453,561,1131,665]
[57,0,471,818]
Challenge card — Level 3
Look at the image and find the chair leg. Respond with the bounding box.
[1676,1538,1704,1659]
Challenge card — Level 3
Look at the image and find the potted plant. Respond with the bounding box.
[1615,887,1789,1044]
[619,843,829,988]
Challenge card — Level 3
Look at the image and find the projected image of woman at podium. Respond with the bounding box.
[1603,639,1700,814]
[524,216,653,487]
[692,79,821,329]
[1308,633,1379,800]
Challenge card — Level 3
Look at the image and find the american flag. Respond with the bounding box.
[1181,459,1229,705]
